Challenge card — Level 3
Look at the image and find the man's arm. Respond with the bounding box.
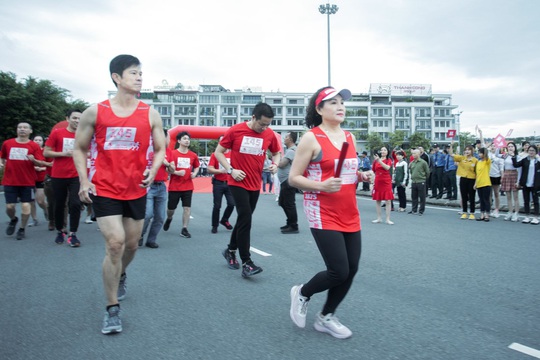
[73,105,97,203]
[141,109,166,187]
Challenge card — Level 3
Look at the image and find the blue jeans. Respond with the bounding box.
[141,182,167,244]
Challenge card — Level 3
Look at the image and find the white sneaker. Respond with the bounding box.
[491,210,499,218]
[290,285,309,328]
[522,217,531,224]
[314,312,352,339]
[511,213,519,222]
[530,218,539,225]
[504,213,512,221]
[84,216,93,224]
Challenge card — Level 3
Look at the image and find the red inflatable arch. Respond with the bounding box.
[167,125,283,154]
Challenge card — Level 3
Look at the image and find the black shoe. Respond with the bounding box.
[54,231,65,244]
[219,220,233,230]
[436,195,442,199]
[222,248,239,269]
[180,228,191,238]
[429,195,436,199]
[6,217,18,236]
[145,242,159,248]
[211,227,217,234]
[281,225,299,234]
[280,224,289,230]
[16,228,25,240]
[242,260,263,278]
[138,237,143,246]
[163,218,172,231]
[408,211,417,215]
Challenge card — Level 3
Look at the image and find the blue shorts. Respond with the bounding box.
[4,186,34,204]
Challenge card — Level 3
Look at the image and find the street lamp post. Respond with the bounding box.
[319,3,339,86]
[455,111,463,151]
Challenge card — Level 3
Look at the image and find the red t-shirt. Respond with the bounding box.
[89,100,152,200]
[45,127,78,178]
[168,149,200,191]
[303,127,360,232]
[145,139,170,182]
[35,147,47,182]
[209,152,230,182]
[1,138,45,186]
[219,122,281,191]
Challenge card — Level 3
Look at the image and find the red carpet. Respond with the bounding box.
[192,176,213,193]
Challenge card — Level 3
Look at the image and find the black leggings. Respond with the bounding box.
[302,229,361,315]
[52,177,81,233]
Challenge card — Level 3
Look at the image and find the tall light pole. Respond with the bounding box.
[455,111,463,151]
[319,3,339,86]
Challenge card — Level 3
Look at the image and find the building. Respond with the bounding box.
[109,82,459,150]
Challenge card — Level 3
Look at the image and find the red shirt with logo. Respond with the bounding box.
[35,147,47,182]
[209,152,231,182]
[168,149,200,191]
[220,122,281,191]
[88,100,152,200]
[303,127,360,232]
[1,139,45,186]
[145,138,171,182]
[45,127,78,178]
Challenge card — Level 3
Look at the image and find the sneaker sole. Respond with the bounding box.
[180,234,191,238]
[241,268,263,278]
[313,322,352,339]
[102,326,122,335]
[290,286,306,328]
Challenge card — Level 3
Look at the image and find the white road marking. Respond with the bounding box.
[509,343,540,358]
[250,247,272,257]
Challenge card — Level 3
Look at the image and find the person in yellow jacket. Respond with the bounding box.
[474,148,492,221]
[449,141,478,219]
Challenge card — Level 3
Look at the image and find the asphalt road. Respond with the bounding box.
[0,192,538,360]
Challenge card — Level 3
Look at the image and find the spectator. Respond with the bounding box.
[499,142,521,222]
[443,145,458,200]
[449,141,478,220]
[372,146,394,225]
[393,150,409,212]
[512,144,540,224]
[408,149,430,215]
[474,148,492,221]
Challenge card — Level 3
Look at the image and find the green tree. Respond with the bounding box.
[388,130,407,149]
[456,131,475,152]
[408,132,431,151]
[365,132,384,156]
[0,71,89,143]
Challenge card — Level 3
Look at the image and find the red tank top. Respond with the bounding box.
[303,127,361,232]
[89,100,152,200]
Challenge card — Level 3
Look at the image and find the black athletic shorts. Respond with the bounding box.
[4,186,34,204]
[167,190,193,210]
[90,195,146,220]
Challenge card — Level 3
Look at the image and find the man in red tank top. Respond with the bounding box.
[214,102,281,278]
[73,55,166,335]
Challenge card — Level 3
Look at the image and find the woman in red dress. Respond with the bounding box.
[372,146,394,224]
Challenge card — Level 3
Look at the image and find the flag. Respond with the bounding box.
[493,133,507,148]
[447,129,456,138]
[506,129,513,137]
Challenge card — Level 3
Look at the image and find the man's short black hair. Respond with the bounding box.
[176,131,191,141]
[287,131,298,144]
[109,54,141,88]
[252,102,274,120]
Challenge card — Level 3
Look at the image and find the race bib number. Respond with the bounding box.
[336,157,358,185]
[176,157,191,169]
[62,138,75,152]
[104,127,139,150]
[240,136,264,156]
[9,147,29,160]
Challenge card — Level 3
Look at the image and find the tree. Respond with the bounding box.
[0,71,89,143]
[365,132,384,156]
[456,131,476,153]
[408,132,431,151]
[388,130,407,149]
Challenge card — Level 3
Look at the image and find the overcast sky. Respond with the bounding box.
[1,0,539,138]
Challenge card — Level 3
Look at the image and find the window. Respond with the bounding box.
[272,99,282,104]
[200,106,215,116]
[173,94,196,103]
[222,107,237,116]
[222,95,240,104]
[287,119,304,126]
[175,106,195,116]
[274,107,282,116]
[155,106,170,116]
[223,119,236,127]
[288,99,298,104]
[242,106,254,116]
[199,95,219,104]
[384,120,389,127]
[243,95,262,104]
[372,120,377,127]
[200,118,215,126]
[177,118,195,126]
[378,121,384,127]
[272,118,282,126]
[162,118,171,128]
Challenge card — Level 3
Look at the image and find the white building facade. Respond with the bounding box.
[110,82,458,148]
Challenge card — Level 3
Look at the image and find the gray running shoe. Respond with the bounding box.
[117,273,127,301]
[6,217,18,236]
[101,305,122,334]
